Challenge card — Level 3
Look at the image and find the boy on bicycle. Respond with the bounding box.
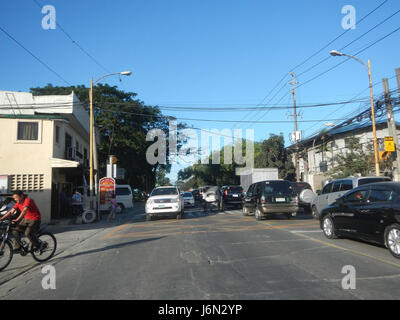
[0,190,41,253]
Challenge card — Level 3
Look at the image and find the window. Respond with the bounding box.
[340,180,353,191]
[369,189,392,202]
[322,183,333,195]
[116,187,132,196]
[254,183,262,196]
[332,181,341,193]
[55,126,60,144]
[263,181,293,195]
[76,140,80,152]
[358,177,391,186]
[247,184,255,195]
[17,122,38,140]
[151,188,178,196]
[344,189,369,203]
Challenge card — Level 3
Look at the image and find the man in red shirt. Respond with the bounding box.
[0,190,41,253]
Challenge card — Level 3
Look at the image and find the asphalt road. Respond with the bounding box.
[1,202,400,300]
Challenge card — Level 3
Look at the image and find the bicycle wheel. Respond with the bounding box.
[31,232,57,262]
[0,239,13,271]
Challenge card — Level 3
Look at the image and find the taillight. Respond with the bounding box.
[261,196,265,204]
[224,190,228,196]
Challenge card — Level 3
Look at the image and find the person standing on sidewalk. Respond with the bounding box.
[0,190,41,253]
[71,190,83,217]
[107,196,117,221]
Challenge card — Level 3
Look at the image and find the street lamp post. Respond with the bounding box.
[330,50,380,176]
[89,71,132,211]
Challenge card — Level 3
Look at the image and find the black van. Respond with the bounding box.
[242,180,298,220]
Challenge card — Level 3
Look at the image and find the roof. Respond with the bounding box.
[289,118,400,150]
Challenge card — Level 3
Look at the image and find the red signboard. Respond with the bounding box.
[99,177,115,205]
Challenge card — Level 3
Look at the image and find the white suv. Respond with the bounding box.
[146,186,184,221]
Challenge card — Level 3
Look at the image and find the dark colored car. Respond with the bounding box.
[191,189,201,201]
[291,182,314,214]
[242,180,298,220]
[320,182,400,259]
[220,185,244,210]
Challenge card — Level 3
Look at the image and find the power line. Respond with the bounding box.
[32,0,112,74]
[0,25,71,85]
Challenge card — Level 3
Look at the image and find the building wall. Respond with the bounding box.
[0,117,90,223]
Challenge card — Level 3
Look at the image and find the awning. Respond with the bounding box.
[49,158,80,168]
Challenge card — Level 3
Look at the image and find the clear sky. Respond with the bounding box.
[1,0,399,182]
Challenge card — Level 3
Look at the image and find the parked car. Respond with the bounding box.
[320,182,400,259]
[242,180,298,220]
[311,176,391,219]
[290,182,315,214]
[183,192,195,207]
[200,186,221,212]
[220,185,244,210]
[145,186,184,221]
[115,185,134,212]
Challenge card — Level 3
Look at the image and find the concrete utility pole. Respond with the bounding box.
[383,78,400,181]
[289,72,300,182]
[396,68,400,97]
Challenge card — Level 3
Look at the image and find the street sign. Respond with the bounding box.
[99,177,115,205]
[384,136,395,152]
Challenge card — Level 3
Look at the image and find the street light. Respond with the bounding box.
[330,50,380,176]
[89,71,132,211]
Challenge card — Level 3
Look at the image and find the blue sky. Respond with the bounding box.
[1,0,399,182]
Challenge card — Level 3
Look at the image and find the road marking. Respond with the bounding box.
[294,232,400,269]
[290,230,323,233]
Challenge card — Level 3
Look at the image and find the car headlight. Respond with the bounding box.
[147,200,153,205]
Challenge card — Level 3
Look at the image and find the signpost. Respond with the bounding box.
[98,177,116,220]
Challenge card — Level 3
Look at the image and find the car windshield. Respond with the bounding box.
[116,188,131,196]
[291,183,311,194]
[151,188,178,196]
[264,181,293,195]
[184,192,193,197]
[225,186,243,193]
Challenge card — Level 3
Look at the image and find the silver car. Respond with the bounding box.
[311,176,391,219]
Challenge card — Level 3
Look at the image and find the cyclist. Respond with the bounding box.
[0,190,41,253]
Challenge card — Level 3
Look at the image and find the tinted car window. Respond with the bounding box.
[225,186,243,193]
[264,181,293,195]
[254,183,262,196]
[151,188,178,196]
[344,189,369,203]
[291,182,312,194]
[116,187,131,196]
[340,180,353,191]
[184,192,193,197]
[332,181,341,193]
[369,189,393,202]
[322,183,333,194]
[358,177,391,186]
[247,184,255,195]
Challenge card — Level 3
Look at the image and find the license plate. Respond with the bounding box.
[158,205,166,208]
[232,194,239,197]
[276,198,286,202]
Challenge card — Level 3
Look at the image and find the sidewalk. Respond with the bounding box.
[0,202,145,286]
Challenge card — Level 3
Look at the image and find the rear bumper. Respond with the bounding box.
[261,204,298,214]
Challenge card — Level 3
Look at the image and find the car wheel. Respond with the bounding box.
[312,206,319,220]
[385,224,400,259]
[322,215,337,239]
[255,207,262,221]
[146,214,153,221]
[286,213,291,220]
[242,206,248,216]
[117,203,124,214]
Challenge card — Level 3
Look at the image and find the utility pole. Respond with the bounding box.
[383,78,400,181]
[396,68,400,97]
[289,72,300,182]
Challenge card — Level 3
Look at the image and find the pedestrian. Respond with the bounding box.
[71,190,83,217]
[107,196,117,221]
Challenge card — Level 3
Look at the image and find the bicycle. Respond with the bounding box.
[0,219,57,271]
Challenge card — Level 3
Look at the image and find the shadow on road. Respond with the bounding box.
[51,236,166,263]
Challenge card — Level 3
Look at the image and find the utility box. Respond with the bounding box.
[238,168,279,192]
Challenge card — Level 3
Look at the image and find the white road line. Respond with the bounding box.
[290,230,322,233]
